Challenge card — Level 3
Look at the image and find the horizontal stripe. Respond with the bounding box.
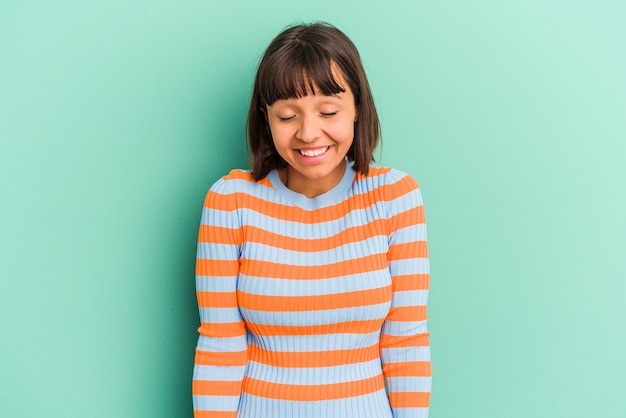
[383,361,432,377]
[388,241,428,260]
[237,389,393,417]
[196,294,239,309]
[198,321,246,338]
[249,342,379,368]
[393,407,429,418]
[193,395,240,411]
[196,259,238,276]
[193,379,242,396]
[388,391,430,408]
[194,350,247,367]
[205,176,417,219]
[193,411,236,418]
[239,253,388,280]
[245,359,383,385]
[392,274,430,292]
[390,290,429,307]
[381,346,431,362]
[381,320,429,338]
[247,319,384,337]
[238,286,391,312]
[389,258,430,276]
[380,329,430,348]
[240,302,390,326]
[247,331,381,352]
[238,270,391,297]
[196,335,247,352]
[194,365,247,381]
[234,236,389,265]
[195,275,237,292]
[198,307,242,322]
[386,376,433,392]
[387,305,428,322]
[242,374,384,401]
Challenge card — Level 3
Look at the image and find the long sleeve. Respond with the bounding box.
[380,173,432,418]
[192,179,247,418]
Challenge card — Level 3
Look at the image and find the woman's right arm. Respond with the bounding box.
[192,179,247,418]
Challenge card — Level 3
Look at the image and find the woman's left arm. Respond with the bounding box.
[380,172,432,418]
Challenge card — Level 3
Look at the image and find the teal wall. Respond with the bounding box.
[2,1,625,417]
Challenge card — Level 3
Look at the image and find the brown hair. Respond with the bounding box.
[247,22,380,181]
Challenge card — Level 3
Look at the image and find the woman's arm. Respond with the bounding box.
[192,179,247,418]
[380,172,432,418]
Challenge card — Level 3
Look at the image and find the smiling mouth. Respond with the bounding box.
[297,146,330,157]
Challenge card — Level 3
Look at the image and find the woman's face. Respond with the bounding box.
[266,72,357,198]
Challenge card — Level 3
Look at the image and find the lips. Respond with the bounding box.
[297,146,330,157]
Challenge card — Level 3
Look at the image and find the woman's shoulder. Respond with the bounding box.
[207,168,273,195]
[356,165,420,192]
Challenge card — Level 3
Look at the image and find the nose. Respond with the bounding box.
[296,115,321,143]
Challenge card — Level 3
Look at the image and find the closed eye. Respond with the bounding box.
[320,112,337,117]
[278,115,295,121]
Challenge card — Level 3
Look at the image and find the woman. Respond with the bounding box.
[192,23,431,417]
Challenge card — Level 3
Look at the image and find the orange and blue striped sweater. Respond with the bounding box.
[193,164,431,418]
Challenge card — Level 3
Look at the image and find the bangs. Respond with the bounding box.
[259,47,346,106]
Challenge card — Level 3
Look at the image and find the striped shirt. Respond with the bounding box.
[193,163,431,418]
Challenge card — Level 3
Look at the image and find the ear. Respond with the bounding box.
[260,106,268,121]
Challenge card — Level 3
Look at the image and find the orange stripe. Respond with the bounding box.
[242,374,384,401]
[196,259,239,276]
[196,291,238,308]
[198,225,241,245]
[241,219,387,252]
[249,343,380,368]
[388,391,430,408]
[380,334,430,348]
[238,286,391,312]
[387,206,426,236]
[384,360,432,377]
[388,241,428,261]
[192,379,242,396]
[198,322,246,338]
[387,305,428,322]
[248,319,383,336]
[194,411,237,418]
[222,170,274,188]
[240,253,387,280]
[194,349,247,366]
[392,274,430,292]
[205,181,418,223]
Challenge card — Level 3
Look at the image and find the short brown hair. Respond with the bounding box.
[247,23,380,181]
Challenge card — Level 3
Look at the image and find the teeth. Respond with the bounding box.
[299,146,329,157]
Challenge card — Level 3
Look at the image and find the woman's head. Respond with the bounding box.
[247,23,380,181]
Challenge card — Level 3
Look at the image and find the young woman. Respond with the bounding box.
[192,23,431,418]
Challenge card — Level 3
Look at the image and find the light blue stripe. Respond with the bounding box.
[238,389,393,418]
[394,407,430,418]
[202,201,388,234]
[239,235,387,265]
[381,320,428,337]
[199,307,243,323]
[193,395,240,412]
[389,259,430,275]
[193,365,247,381]
[197,243,239,259]
[238,270,390,297]
[200,208,239,227]
[247,331,381,352]
[391,224,428,244]
[381,346,431,362]
[196,275,237,292]
[246,359,383,385]
[386,377,432,392]
[239,302,390,326]
[196,335,247,352]
[391,290,428,307]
